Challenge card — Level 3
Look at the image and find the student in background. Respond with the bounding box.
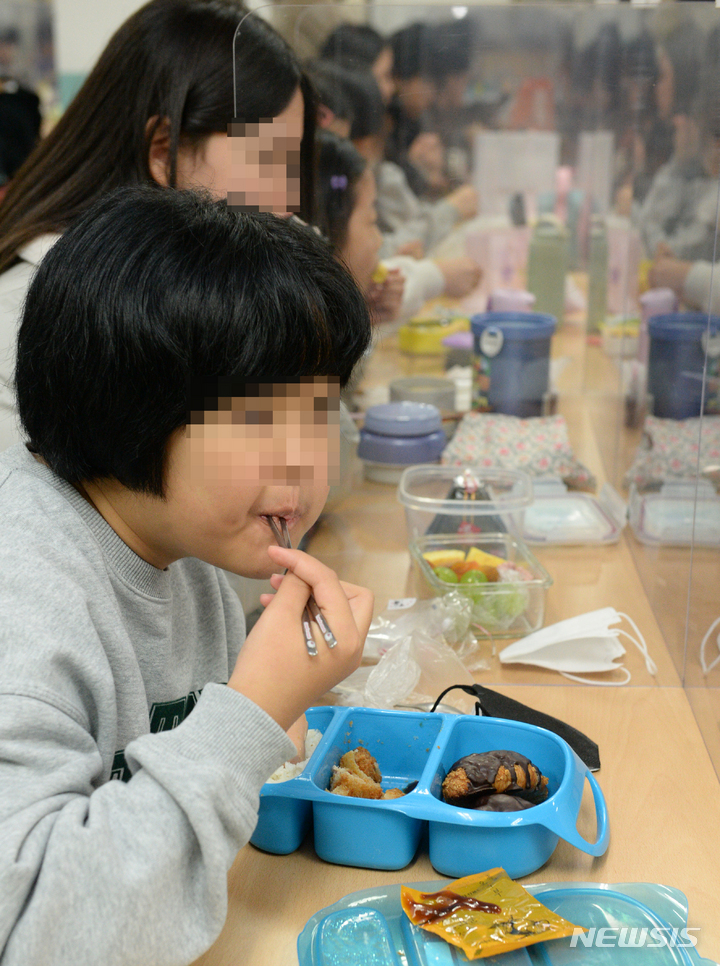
[0,0,315,451]
[315,130,480,323]
[423,19,475,185]
[612,33,673,213]
[332,67,478,268]
[0,185,373,966]
[319,22,395,105]
[315,130,404,323]
[305,59,353,138]
[636,82,720,263]
[644,33,720,312]
[386,22,445,197]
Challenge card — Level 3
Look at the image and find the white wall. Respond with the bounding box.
[53,0,146,104]
[54,0,145,74]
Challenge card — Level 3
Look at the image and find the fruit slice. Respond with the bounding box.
[422,549,465,569]
[460,570,488,584]
[466,547,507,567]
[451,560,482,576]
[434,566,459,583]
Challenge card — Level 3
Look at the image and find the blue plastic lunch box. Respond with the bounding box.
[251,707,609,878]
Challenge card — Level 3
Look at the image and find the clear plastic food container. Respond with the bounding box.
[522,478,627,545]
[629,480,720,546]
[398,465,533,541]
[410,531,553,638]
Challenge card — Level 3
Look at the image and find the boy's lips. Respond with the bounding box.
[260,510,302,532]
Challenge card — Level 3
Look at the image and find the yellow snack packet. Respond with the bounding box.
[401,869,584,960]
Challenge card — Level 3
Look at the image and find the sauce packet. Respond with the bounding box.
[401,868,584,960]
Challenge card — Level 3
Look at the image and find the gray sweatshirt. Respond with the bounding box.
[636,158,717,262]
[0,444,295,966]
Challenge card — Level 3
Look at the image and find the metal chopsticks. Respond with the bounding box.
[263,515,338,656]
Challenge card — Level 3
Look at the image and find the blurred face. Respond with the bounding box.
[396,76,437,118]
[176,86,304,213]
[85,379,340,577]
[169,379,340,576]
[339,169,382,292]
[437,72,469,111]
[372,46,395,104]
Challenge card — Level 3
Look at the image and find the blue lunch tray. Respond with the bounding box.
[251,706,608,878]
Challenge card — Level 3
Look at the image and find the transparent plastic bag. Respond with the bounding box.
[362,594,491,671]
[333,594,489,713]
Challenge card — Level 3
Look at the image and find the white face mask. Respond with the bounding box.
[499,608,657,685]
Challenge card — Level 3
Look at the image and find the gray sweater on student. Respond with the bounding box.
[0,444,295,966]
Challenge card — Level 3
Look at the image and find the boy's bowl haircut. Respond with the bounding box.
[16,185,371,497]
[187,376,340,425]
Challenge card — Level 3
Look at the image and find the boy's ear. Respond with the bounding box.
[146,116,171,187]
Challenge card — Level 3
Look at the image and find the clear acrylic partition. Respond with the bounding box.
[235,2,720,771]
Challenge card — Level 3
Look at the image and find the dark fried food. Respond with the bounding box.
[442,750,549,808]
[473,793,535,812]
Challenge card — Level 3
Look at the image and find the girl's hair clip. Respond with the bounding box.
[330,175,348,190]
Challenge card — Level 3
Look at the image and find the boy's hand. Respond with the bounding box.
[227,545,373,730]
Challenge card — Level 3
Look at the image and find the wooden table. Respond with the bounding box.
[194,323,720,965]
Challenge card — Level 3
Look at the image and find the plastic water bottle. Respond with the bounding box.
[586,217,608,334]
[526,215,568,325]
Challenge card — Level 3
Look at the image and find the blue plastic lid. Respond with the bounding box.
[648,312,720,339]
[471,311,557,339]
[299,880,711,966]
[363,401,442,437]
[357,427,446,464]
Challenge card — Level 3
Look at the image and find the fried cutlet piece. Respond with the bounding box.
[328,746,405,800]
[339,748,382,784]
[329,765,382,799]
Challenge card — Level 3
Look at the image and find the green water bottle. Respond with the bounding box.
[586,216,608,334]
[526,215,568,325]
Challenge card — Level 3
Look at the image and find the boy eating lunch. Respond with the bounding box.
[0,185,374,966]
